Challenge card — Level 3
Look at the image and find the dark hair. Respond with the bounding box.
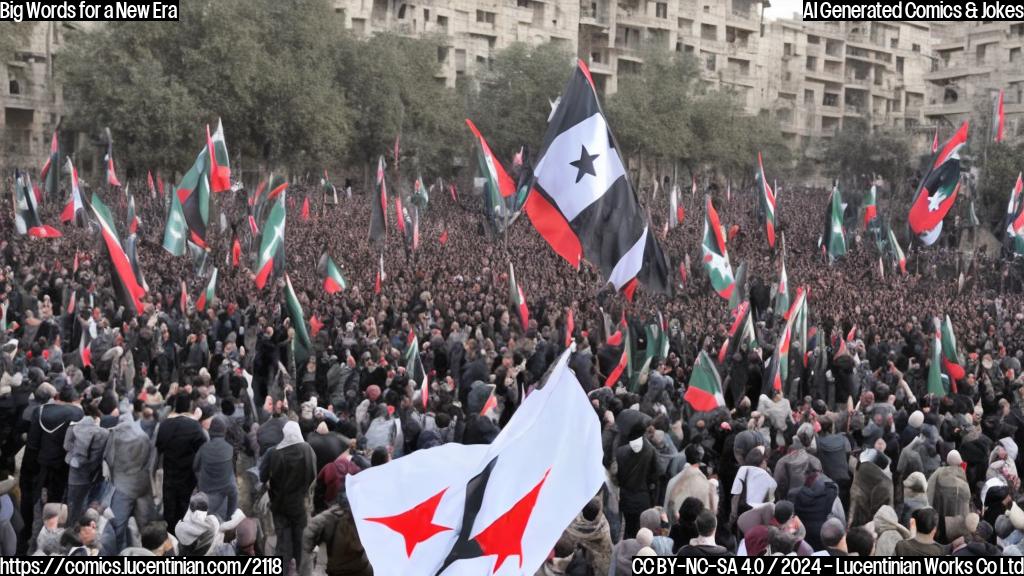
[768,527,798,554]
[845,526,875,557]
[435,412,451,428]
[370,446,390,466]
[582,498,601,522]
[684,443,704,465]
[913,507,939,535]
[59,385,78,403]
[140,522,169,551]
[173,393,192,414]
[695,509,717,537]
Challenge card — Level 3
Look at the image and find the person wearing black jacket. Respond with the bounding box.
[32,385,83,507]
[261,421,316,572]
[616,423,659,539]
[154,394,207,530]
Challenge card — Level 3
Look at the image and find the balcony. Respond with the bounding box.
[923,102,972,116]
[726,9,758,30]
[579,7,609,28]
[805,68,843,84]
[719,69,756,87]
[925,65,985,81]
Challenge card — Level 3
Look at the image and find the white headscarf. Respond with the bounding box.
[277,421,304,450]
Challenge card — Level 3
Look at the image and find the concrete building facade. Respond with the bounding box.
[0,22,79,171]
[923,21,1024,141]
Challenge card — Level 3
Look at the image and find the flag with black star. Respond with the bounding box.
[525,60,671,296]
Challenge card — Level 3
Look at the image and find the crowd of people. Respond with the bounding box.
[2,161,1024,575]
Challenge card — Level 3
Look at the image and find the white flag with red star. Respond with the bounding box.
[347,347,604,575]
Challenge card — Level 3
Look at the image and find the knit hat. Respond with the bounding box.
[947,450,963,467]
[903,471,927,493]
[636,547,656,557]
[1009,502,1024,532]
[635,527,654,547]
[908,410,925,428]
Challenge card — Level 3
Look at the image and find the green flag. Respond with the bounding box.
[928,317,947,397]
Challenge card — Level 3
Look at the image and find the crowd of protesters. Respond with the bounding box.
[2,163,1024,575]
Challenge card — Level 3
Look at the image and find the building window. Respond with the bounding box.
[804,89,815,105]
[912,43,920,53]
[656,2,667,18]
[806,55,816,71]
[517,0,529,7]
[9,78,20,95]
[437,15,448,28]
[890,37,898,48]
[784,42,793,56]
[823,93,838,107]
[1012,47,1022,63]
[702,51,715,71]
[701,23,716,41]
[423,8,429,21]
[476,10,495,24]
[397,4,406,19]
[807,35,820,45]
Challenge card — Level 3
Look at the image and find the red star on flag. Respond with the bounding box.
[365,488,452,557]
[474,469,551,571]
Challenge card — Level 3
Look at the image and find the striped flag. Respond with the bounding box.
[757,152,776,249]
[91,193,146,314]
[323,255,348,294]
[206,119,232,192]
[60,158,85,225]
[255,192,287,289]
[993,89,1005,143]
[525,60,670,295]
[40,129,60,199]
[370,156,388,243]
[509,262,529,331]
[928,317,947,397]
[284,274,313,367]
[196,267,218,312]
[13,171,61,238]
[684,351,725,412]
[702,195,735,300]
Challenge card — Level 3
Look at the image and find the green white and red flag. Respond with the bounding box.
[684,350,725,412]
[196,267,218,312]
[323,255,348,294]
[509,262,529,331]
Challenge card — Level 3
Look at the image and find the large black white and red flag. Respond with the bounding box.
[908,120,967,246]
[13,171,61,238]
[347,346,604,576]
[525,60,670,296]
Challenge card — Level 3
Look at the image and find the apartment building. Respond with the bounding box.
[924,21,1024,141]
[762,20,933,151]
[332,0,580,88]
[0,22,79,171]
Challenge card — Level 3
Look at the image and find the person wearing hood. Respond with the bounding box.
[676,509,732,557]
[101,413,155,555]
[849,449,893,529]
[300,493,371,576]
[260,420,316,571]
[871,504,911,556]
[563,495,612,575]
[927,450,971,542]
[314,435,360,514]
[665,443,717,526]
[988,438,1018,481]
[616,423,659,539]
[174,493,240,556]
[773,425,821,500]
[193,416,237,521]
[609,528,653,576]
[788,460,843,551]
[154,394,207,529]
[900,471,929,526]
[949,513,1000,556]
[63,401,108,527]
[462,381,499,445]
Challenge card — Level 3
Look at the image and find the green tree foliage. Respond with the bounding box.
[468,42,575,162]
[335,33,464,178]
[60,0,350,174]
[824,119,911,190]
[977,140,1024,228]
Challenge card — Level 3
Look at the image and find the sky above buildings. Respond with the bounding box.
[765,0,803,20]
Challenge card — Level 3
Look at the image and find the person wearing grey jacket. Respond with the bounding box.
[63,402,109,527]
[193,416,237,521]
[101,414,155,554]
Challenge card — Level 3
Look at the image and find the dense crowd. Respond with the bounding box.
[3,163,1024,575]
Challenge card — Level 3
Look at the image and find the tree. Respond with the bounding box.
[824,119,911,192]
[976,140,1024,229]
[335,33,465,179]
[468,41,576,163]
[605,49,699,174]
[60,0,351,176]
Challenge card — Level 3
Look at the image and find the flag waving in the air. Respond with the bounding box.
[928,317,947,397]
[909,121,968,246]
[526,60,670,295]
[196,268,218,312]
[347,346,603,576]
[104,127,122,188]
[163,182,188,256]
[91,193,146,315]
[756,152,777,249]
[863,185,878,229]
[370,156,388,243]
[1006,173,1024,255]
[820,184,847,261]
[775,233,789,314]
[284,274,312,367]
[60,158,85,225]
[323,255,349,294]
[940,314,964,390]
[206,119,232,192]
[13,172,61,238]
[40,128,60,199]
[684,351,725,412]
[255,191,287,289]
[701,195,735,300]
[509,262,529,332]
